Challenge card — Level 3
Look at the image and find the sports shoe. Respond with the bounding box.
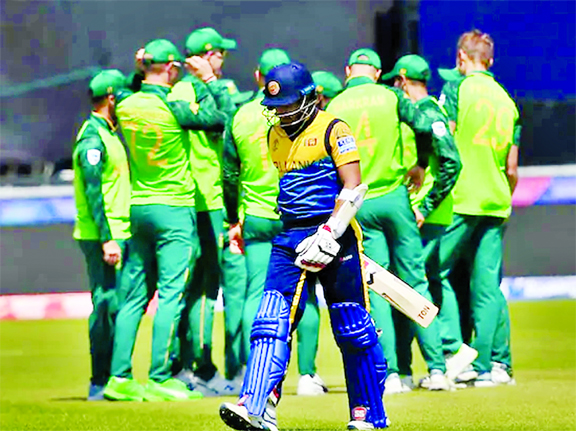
[88,383,105,401]
[491,362,516,385]
[347,407,391,429]
[419,370,450,391]
[174,368,200,389]
[384,373,411,395]
[220,395,279,431]
[103,376,145,401]
[143,378,204,401]
[400,375,416,391]
[473,372,496,388]
[297,374,328,396]
[195,371,241,397]
[445,344,479,381]
[454,365,478,384]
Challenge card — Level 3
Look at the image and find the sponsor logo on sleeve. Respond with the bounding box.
[432,121,447,137]
[336,135,357,155]
[86,149,102,165]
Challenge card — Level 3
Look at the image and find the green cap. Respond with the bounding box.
[258,48,291,76]
[219,79,254,105]
[348,48,382,69]
[89,69,126,97]
[312,71,343,99]
[142,39,184,63]
[185,27,237,55]
[381,54,431,82]
[438,67,464,82]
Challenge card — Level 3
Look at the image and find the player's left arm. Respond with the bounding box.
[418,108,462,219]
[506,118,521,193]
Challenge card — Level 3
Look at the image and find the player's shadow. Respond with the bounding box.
[51,397,88,401]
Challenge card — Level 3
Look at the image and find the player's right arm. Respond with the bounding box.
[439,81,460,134]
[394,89,431,170]
[167,76,228,131]
[74,133,120,265]
[222,115,242,225]
[416,105,462,220]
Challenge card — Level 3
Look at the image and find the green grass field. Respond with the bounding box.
[1,300,575,431]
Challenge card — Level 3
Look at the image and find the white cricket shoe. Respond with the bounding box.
[196,372,241,397]
[473,372,496,388]
[219,394,278,431]
[419,370,451,391]
[384,373,411,395]
[446,344,479,381]
[400,375,416,391]
[297,374,328,396]
[454,364,479,384]
[347,420,375,430]
[491,362,516,385]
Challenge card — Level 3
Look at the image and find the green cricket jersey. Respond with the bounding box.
[73,113,131,242]
[117,82,225,207]
[327,77,431,200]
[223,92,280,224]
[401,96,461,225]
[170,75,237,212]
[441,71,521,218]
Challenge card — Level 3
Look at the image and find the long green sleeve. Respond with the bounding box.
[222,116,241,224]
[75,134,113,243]
[416,98,462,219]
[393,87,431,169]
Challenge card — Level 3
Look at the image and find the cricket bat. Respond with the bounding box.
[362,254,438,328]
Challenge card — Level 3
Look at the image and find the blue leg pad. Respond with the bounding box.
[240,290,290,417]
[330,302,388,428]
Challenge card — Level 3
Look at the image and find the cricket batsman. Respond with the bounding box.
[220,62,389,430]
[103,39,226,402]
[223,49,328,397]
[437,29,520,386]
[73,70,130,401]
[327,48,450,392]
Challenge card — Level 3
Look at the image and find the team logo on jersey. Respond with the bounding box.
[304,138,317,147]
[268,80,280,96]
[86,149,102,166]
[432,121,447,137]
[336,135,357,155]
[438,94,446,106]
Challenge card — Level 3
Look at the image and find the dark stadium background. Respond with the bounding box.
[1,0,574,294]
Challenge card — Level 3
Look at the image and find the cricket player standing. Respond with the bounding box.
[103,39,226,402]
[438,30,519,386]
[381,55,478,388]
[73,70,130,401]
[327,49,450,392]
[220,61,389,431]
[170,27,239,396]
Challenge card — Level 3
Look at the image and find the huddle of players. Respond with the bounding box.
[73,24,519,427]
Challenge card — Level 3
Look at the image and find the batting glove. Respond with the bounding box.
[294,224,341,272]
